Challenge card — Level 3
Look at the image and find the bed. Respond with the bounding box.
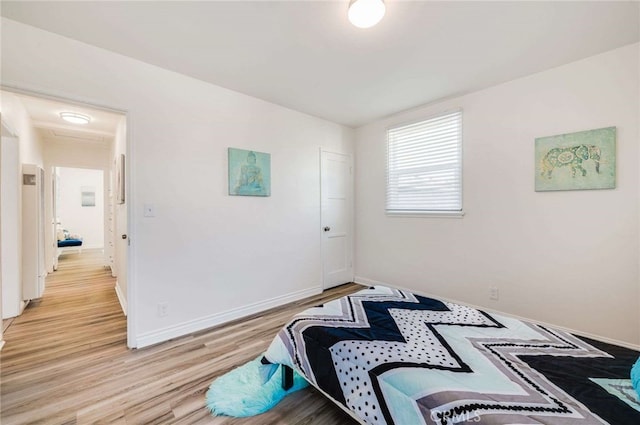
[57,229,83,256]
[263,285,640,424]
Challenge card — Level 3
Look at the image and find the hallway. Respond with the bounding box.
[0,249,127,423]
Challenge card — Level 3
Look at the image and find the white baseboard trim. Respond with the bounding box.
[354,276,640,351]
[19,300,28,315]
[135,285,322,349]
[115,281,127,316]
[83,244,104,250]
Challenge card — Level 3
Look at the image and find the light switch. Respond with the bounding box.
[143,203,155,217]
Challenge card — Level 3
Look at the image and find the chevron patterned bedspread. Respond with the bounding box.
[264,286,640,425]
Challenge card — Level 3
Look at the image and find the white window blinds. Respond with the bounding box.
[386,110,462,214]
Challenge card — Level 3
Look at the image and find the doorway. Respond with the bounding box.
[0,89,130,346]
[320,150,354,289]
[54,167,105,261]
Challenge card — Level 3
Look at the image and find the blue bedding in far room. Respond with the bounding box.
[57,239,83,248]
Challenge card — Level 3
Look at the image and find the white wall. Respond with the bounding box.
[57,167,104,249]
[355,44,640,346]
[0,91,45,318]
[0,91,44,165]
[44,140,111,170]
[0,18,355,346]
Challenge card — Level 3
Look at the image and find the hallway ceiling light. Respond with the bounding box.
[60,112,91,124]
[348,0,386,29]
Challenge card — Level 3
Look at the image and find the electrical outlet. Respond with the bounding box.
[489,287,499,301]
[157,302,169,317]
[144,203,155,217]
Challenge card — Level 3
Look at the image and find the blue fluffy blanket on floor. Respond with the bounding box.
[632,356,640,399]
[205,356,308,417]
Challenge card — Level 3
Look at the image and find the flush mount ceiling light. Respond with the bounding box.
[348,0,386,29]
[59,112,91,125]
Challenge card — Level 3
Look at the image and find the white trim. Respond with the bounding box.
[386,210,465,218]
[19,300,29,315]
[0,340,4,351]
[1,83,128,116]
[354,276,640,351]
[1,120,18,137]
[135,285,322,349]
[124,112,135,348]
[114,281,127,317]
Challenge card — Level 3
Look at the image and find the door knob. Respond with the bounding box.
[323,226,331,232]
[121,234,127,239]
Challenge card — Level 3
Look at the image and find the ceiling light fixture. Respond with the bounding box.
[348,0,386,29]
[60,112,91,125]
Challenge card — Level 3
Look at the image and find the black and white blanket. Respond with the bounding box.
[264,286,640,425]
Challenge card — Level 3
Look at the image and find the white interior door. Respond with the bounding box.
[113,155,128,316]
[321,150,353,289]
[52,169,59,271]
[22,164,46,300]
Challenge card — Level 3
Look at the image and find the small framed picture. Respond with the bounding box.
[116,153,126,204]
[81,186,96,207]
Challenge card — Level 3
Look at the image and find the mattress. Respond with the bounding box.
[264,285,640,424]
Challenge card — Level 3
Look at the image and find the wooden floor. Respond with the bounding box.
[0,250,361,424]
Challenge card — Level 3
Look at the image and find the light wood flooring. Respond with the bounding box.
[0,250,361,424]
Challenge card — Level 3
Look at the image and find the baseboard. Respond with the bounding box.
[0,340,5,351]
[83,244,103,250]
[135,285,322,349]
[354,276,640,351]
[114,281,127,316]
[19,300,28,315]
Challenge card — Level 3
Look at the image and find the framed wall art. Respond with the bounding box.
[81,186,96,207]
[116,153,126,204]
[228,148,271,197]
[535,126,616,192]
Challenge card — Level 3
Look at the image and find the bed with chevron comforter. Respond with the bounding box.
[263,285,640,425]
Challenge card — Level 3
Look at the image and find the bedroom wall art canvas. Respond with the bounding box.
[228,148,271,197]
[535,126,616,192]
[81,186,96,207]
[116,154,126,204]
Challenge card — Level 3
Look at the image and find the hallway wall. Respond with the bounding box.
[57,167,104,249]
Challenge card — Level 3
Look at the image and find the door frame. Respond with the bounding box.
[0,120,19,350]
[0,122,24,321]
[320,148,355,290]
[1,84,137,348]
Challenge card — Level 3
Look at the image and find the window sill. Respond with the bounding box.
[386,210,465,219]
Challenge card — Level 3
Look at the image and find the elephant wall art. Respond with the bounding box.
[535,126,616,191]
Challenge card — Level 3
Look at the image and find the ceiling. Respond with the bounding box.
[14,93,121,147]
[2,1,639,127]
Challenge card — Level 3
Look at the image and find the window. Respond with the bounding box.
[386,110,462,215]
